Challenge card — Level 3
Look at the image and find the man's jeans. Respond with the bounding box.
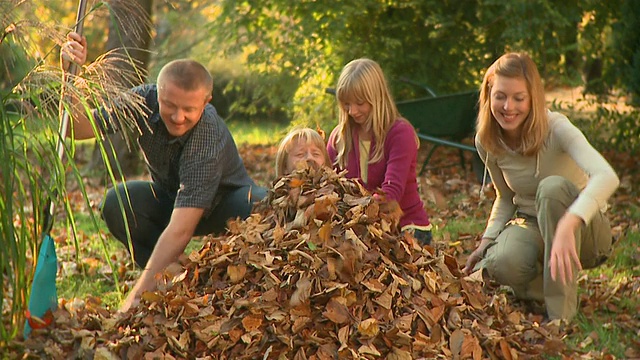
[101,180,267,267]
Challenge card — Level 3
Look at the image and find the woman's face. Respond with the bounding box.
[490,75,531,139]
[285,139,326,174]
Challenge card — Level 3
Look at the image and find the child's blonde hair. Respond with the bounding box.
[476,52,548,156]
[275,127,330,177]
[331,58,417,169]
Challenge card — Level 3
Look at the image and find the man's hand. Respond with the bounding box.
[60,32,87,72]
[549,213,583,286]
[119,290,141,313]
[117,208,203,313]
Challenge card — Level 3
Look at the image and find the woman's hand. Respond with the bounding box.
[463,248,483,275]
[60,32,87,72]
[463,238,494,275]
[549,213,583,286]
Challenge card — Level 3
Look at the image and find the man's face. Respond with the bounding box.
[157,81,212,137]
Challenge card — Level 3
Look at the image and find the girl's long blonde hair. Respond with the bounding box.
[331,58,417,168]
[476,52,548,156]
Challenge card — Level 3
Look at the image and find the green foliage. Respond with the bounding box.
[127,0,639,135]
[198,0,637,130]
[551,95,640,154]
[225,119,289,145]
[0,103,42,342]
[610,0,640,105]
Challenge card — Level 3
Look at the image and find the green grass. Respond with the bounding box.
[433,217,485,242]
[56,211,129,309]
[57,270,124,310]
[225,119,290,145]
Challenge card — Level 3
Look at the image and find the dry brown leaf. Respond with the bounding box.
[227,264,247,283]
[357,318,380,338]
[241,315,263,332]
[290,276,312,307]
[22,164,583,359]
[323,298,350,324]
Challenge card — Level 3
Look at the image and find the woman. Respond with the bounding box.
[463,52,619,321]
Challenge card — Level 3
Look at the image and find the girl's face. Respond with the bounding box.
[285,139,326,173]
[490,75,531,139]
[341,99,372,126]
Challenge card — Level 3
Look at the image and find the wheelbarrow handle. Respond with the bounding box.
[398,77,437,97]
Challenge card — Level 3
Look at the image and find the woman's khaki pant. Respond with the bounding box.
[481,176,613,320]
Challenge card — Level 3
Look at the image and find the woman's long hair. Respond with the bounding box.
[476,52,548,156]
[331,58,416,168]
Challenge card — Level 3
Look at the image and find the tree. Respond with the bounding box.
[209,0,623,128]
[611,0,640,105]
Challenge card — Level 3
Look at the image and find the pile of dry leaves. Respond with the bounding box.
[23,166,570,359]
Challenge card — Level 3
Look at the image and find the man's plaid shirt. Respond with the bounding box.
[94,84,255,216]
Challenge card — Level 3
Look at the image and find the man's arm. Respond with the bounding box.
[60,31,96,140]
[120,207,205,312]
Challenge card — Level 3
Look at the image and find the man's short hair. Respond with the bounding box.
[157,59,213,94]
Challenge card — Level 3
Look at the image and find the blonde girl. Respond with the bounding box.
[276,127,331,177]
[327,58,432,245]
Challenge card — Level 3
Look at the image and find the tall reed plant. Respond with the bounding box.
[0,0,148,344]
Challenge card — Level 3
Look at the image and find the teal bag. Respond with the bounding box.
[23,234,58,338]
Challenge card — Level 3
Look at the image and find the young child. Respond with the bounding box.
[275,127,331,177]
[326,58,432,246]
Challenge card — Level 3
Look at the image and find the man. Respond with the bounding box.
[62,32,266,312]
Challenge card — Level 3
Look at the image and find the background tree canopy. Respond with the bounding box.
[203,0,638,128]
[4,0,639,132]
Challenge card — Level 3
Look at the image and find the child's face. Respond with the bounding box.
[341,98,371,126]
[285,139,326,173]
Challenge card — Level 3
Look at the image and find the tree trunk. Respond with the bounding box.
[88,0,153,180]
[582,57,605,96]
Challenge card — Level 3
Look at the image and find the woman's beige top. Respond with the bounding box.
[476,110,620,240]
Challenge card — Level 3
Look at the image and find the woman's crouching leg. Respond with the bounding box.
[484,222,544,302]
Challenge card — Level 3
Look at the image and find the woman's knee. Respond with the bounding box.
[536,176,578,203]
[485,226,542,286]
[486,248,539,286]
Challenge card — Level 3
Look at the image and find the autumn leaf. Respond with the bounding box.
[323,297,350,324]
[290,276,312,307]
[227,264,247,283]
[357,318,380,338]
[241,315,263,332]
